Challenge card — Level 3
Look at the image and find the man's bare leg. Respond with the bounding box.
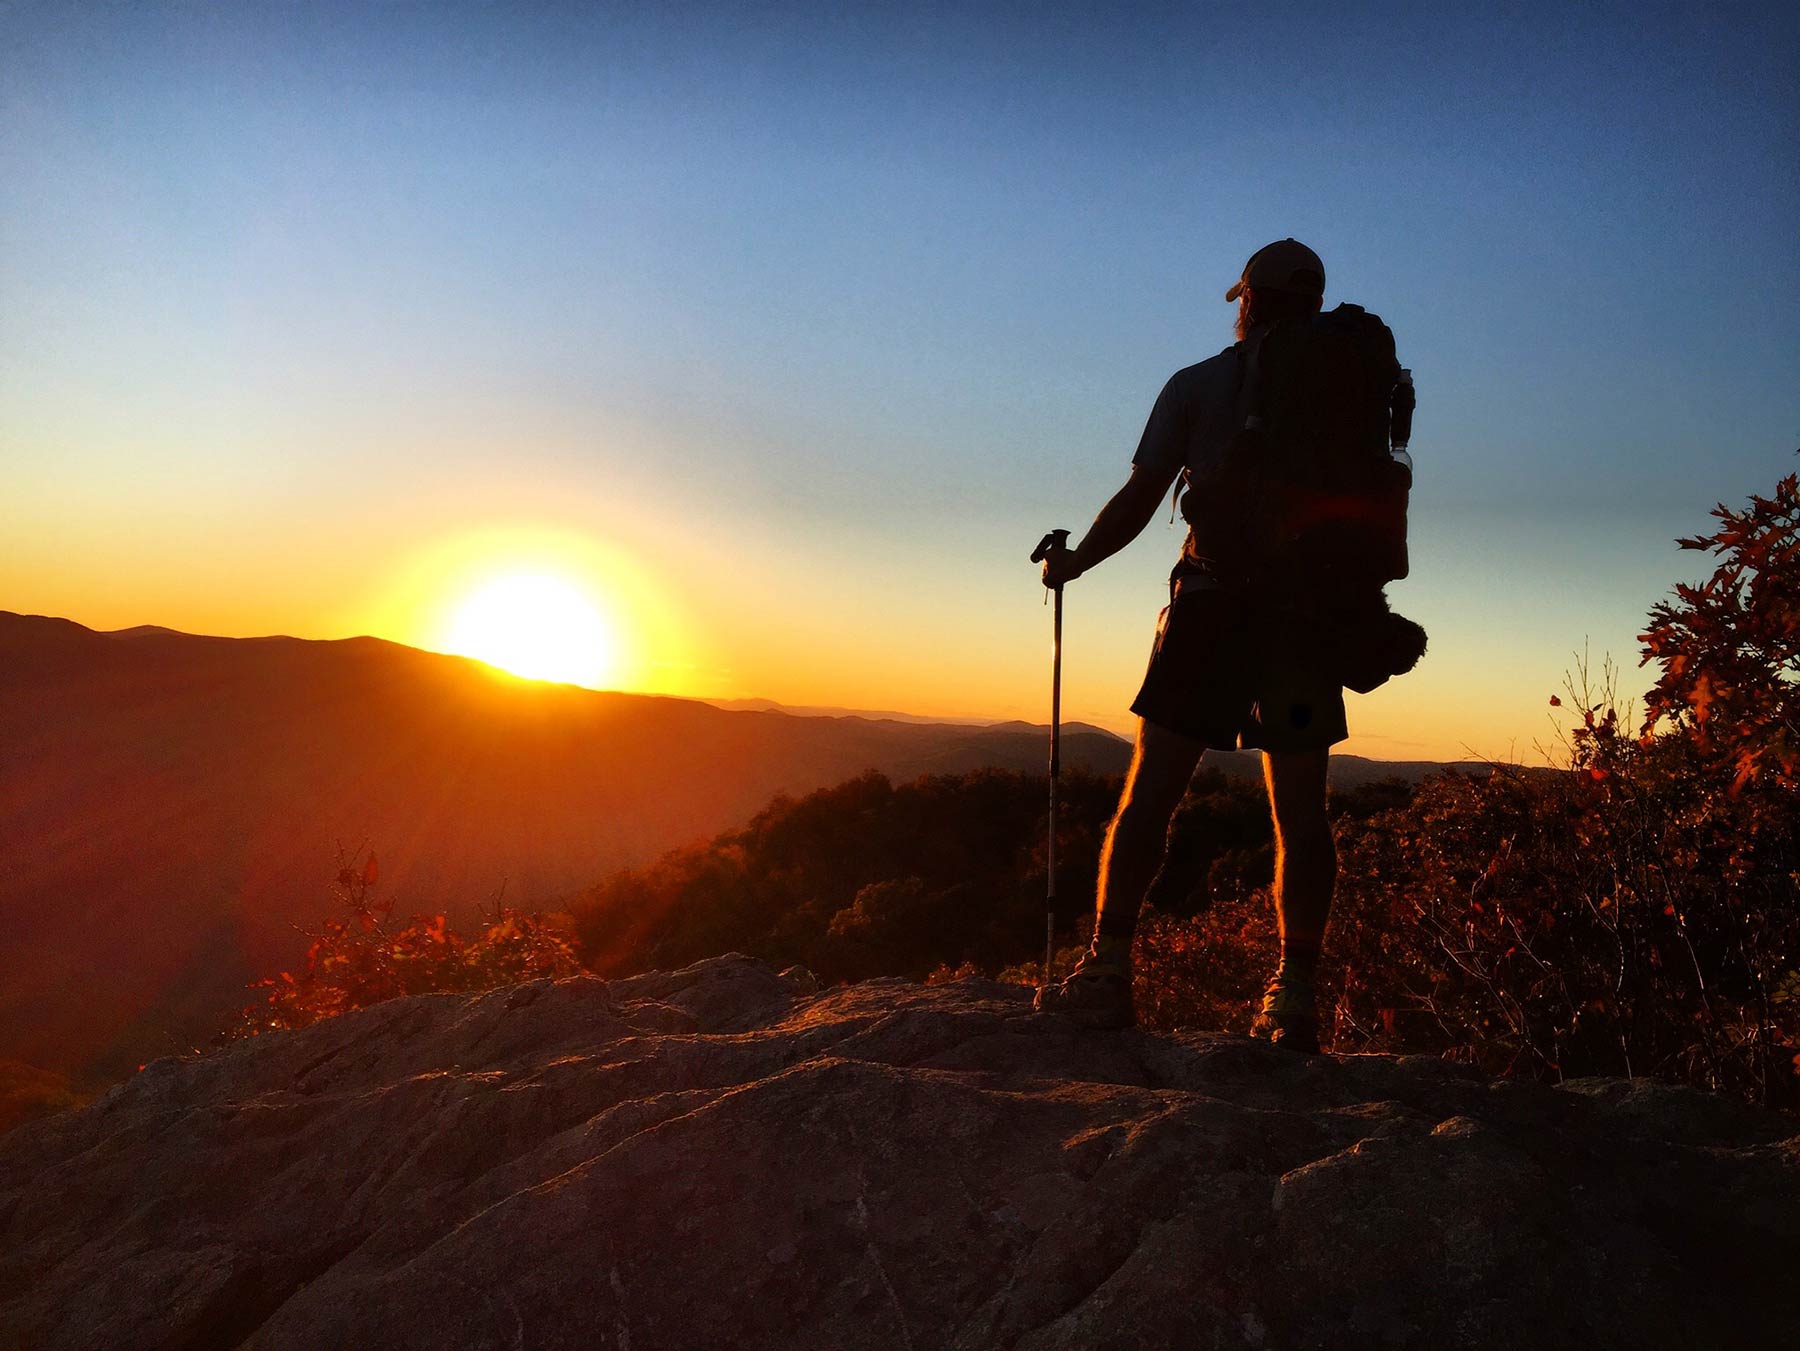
[1258,747,1335,1047]
[1093,717,1206,945]
[1036,717,1201,1025]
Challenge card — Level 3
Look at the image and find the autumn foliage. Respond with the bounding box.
[237,850,582,1034]
[1641,467,1800,790]
[1323,725,1798,1105]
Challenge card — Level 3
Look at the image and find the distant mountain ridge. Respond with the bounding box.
[702,698,1490,788]
[702,697,1120,739]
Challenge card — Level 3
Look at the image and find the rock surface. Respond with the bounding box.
[3,956,1796,1350]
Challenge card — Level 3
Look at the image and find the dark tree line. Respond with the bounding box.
[568,764,1403,989]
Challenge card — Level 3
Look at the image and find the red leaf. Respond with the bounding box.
[363,853,380,886]
[1689,673,1716,723]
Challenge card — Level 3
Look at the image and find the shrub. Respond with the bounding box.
[1642,463,1800,790]
[237,851,582,1035]
[1320,722,1798,1105]
[1310,457,1800,1108]
[1132,893,1279,1034]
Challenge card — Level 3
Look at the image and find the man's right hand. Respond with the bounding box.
[1041,548,1084,589]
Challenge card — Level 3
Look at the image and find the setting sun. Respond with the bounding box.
[371,522,700,698]
[443,571,619,687]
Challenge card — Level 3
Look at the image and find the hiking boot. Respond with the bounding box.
[1251,974,1321,1054]
[1034,946,1135,1030]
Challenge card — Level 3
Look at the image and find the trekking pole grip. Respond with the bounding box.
[1030,529,1072,566]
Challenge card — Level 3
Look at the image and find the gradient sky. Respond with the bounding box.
[4,2,1797,762]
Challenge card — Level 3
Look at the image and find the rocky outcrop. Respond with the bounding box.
[3,956,1795,1350]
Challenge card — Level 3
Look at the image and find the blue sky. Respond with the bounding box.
[4,2,1797,760]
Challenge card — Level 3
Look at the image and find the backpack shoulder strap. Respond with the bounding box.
[1233,329,1265,431]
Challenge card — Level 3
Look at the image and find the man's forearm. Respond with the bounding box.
[1070,469,1176,575]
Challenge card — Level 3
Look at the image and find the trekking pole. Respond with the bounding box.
[1029,529,1071,988]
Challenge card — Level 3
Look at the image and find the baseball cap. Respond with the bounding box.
[1224,238,1326,302]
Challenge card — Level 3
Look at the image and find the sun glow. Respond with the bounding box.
[366,521,706,696]
[444,571,619,687]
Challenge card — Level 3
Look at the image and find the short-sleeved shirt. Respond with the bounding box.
[1130,345,1243,480]
[1130,345,1245,584]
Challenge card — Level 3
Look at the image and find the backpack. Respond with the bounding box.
[1183,303,1410,591]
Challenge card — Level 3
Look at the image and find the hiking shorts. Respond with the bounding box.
[1129,586,1349,753]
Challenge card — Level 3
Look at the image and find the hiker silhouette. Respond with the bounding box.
[1034,238,1424,1047]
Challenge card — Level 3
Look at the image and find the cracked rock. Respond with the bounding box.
[2,956,1795,1350]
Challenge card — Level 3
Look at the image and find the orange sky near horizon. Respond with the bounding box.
[3,473,1615,768]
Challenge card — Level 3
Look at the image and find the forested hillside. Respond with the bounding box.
[570,765,1406,985]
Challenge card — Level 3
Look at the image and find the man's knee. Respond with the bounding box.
[1112,783,1180,843]
[1115,719,1202,827]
